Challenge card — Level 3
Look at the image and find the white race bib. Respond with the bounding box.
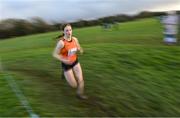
[68,48,77,56]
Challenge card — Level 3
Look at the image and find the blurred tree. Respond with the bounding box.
[0,11,175,40]
[31,17,51,33]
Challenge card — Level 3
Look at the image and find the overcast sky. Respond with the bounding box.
[0,0,180,22]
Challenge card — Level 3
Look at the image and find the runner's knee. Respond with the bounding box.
[70,82,77,88]
[77,79,84,85]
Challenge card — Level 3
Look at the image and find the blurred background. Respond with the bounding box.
[0,0,180,117]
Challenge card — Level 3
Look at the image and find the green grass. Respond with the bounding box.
[0,18,180,116]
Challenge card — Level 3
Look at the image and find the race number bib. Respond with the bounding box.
[68,48,77,56]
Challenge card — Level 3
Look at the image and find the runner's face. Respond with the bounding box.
[64,26,72,37]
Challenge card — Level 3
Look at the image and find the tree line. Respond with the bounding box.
[0,11,175,39]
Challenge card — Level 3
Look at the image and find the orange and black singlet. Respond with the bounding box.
[59,37,78,63]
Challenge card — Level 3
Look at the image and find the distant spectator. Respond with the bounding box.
[162,11,178,44]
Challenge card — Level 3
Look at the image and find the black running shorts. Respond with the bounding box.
[61,59,78,71]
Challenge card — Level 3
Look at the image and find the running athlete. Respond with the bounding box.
[53,24,88,99]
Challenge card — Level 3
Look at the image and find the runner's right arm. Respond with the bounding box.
[53,40,72,65]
